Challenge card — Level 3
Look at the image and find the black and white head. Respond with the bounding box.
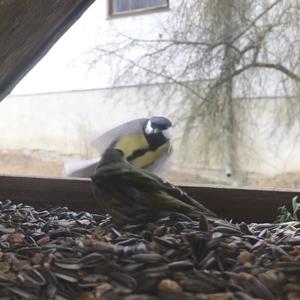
[144,116,172,149]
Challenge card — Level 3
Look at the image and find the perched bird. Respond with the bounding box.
[65,116,173,178]
[91,148,217,227]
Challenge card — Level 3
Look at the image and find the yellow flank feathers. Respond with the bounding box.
[114,133,148,157]
[131,142,170,168]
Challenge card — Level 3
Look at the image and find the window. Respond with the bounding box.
[109,0,169,17]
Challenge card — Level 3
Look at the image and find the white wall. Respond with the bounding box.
[12,0,296,97]
[2,87,300,178]
[12,0,174,94]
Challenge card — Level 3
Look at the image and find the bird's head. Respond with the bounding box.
[144,116,172,141]
[99,148,124,166]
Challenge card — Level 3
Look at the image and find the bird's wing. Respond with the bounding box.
[64,159,98,178]
[157,180,218,219]
[92,162,165,190]
[92,162,217,219]
[92,162,194,223]
[92,118,148,154]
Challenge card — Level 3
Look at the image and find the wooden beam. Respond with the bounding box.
[0,0,95,102]
[0,175,299,223]
[183,184,299,223]
[0,175,95,212]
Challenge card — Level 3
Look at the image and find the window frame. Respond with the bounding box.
[107,0,170,18]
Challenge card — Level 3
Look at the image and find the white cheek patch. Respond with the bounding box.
[145,120,153,134]
[162,127,172,140]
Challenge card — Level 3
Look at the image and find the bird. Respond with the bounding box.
[91,148,217,227]
[64,116,173,178]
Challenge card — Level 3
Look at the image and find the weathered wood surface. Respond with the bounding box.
[0,175,299,223]
[0,0,95,102]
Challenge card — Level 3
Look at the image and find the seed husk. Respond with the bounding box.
[0,200,299,299]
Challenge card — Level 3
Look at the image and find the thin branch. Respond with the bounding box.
[96,48,208,102]
[250,62,300,82]
[119,35,242,53]
[211,61,300,92]
[232,0,284,43]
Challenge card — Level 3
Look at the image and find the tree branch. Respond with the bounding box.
[117,32,241,53]
[232,0,284,43]
[95,48,208,102]
[249,62,300,82]
[209,61,300,94]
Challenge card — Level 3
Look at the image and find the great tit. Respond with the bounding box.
[64,116,173,178]
[91,148,217,226]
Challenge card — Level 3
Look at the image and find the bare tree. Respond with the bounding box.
[90,0,300,180]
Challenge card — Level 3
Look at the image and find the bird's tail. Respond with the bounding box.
[64,159,98,178]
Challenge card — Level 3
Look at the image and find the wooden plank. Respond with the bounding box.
[183,184,299,223]
[0,175,299,223]
[0,0,95,102]
[0,175,95,212]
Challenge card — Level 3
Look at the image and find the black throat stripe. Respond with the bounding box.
[127,148,150,162]
[145,132,167,151]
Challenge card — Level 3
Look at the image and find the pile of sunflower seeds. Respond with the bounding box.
[0,199,299,300]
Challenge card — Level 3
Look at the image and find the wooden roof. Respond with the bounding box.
[0,0,95,102]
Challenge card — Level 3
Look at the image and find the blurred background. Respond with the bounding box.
[1,0,300,188]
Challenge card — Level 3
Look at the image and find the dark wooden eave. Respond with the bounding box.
[0,0,95,102]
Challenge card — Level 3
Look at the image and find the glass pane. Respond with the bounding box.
[112,0,130,13]
[130,0,145,10]
[149,0,167,7]
[111,0,167,13]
